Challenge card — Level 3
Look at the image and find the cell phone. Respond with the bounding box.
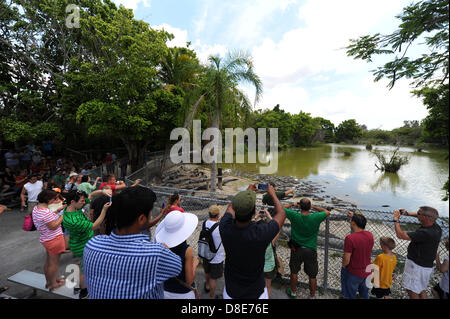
[109,196,112,203]
[259,210,265,215]
[257,183,268,191]
[161,203,166,209]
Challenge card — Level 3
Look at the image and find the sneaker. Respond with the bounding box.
[285,287,297,299]
[79,288,88,299]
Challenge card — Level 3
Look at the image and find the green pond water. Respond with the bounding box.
[219,144,449,217]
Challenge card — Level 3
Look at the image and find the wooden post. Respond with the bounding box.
[218,167,223,190]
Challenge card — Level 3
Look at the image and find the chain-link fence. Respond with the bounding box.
[124,164,449,299]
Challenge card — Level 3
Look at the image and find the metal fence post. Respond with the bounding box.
[323,217,330,292]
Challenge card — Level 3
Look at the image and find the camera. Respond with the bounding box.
[257,183,268,191]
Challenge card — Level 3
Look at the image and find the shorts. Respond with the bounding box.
[289,245,318,278]
[433,284,449,299]
[371,287,391,298]
[202,259,224,280]
[402,258,433,294]
[41,235,66,256]
[264,267,277,280]
[28,202,38,214]
[223,286,268,299]
[340,267,369,299]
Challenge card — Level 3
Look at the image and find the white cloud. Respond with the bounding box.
[152,23,189,48]
[294,77,426,130]
[194,0,299,45]
[236,0,428,129]
[192,40,227,65]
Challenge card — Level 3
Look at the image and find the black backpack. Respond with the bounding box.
[197,221,221,261]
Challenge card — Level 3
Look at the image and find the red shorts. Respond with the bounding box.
[41,235,65,256]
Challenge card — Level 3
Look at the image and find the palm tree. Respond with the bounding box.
[203,51,263,192]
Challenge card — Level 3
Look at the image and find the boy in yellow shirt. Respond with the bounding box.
[371,237,397,299]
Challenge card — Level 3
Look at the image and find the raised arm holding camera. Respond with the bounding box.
[219,183,285,299]
[393,206,442,299]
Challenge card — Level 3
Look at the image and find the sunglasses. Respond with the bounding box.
[417,211,430,217]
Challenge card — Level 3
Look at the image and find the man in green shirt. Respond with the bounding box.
[52,169,66,189]
[63,190,110,299]
[285,198,330,299]
[77,175,101,195]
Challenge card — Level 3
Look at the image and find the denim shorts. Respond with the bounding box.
[340,267,369,299]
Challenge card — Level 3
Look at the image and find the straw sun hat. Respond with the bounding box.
[155,210,198,248]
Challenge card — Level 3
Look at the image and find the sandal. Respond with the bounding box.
[0,286,9,294]
[285,287,297,299]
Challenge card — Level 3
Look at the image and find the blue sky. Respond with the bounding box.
[113,0,430,130]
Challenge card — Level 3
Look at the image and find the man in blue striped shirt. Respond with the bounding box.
[84,187,181,299]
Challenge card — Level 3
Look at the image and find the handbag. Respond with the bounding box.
[22,214,36,231]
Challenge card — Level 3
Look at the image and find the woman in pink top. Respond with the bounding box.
[167,193,185,213]
[32,189,66,291]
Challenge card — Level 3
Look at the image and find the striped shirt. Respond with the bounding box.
[62,208,93,257]
[84,232,182,299]
[32,206,63,243]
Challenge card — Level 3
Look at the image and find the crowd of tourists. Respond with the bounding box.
[0,144,448,299]
[3,176,446,300]
[0,142,127,208]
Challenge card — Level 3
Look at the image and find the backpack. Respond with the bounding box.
[197,220,221,262]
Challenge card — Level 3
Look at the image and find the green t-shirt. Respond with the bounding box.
[285,209,327,251]
[77,182,96,195]
[53,174,65,186]
[62,208,94,257]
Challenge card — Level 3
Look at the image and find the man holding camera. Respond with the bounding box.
[393,206,442,299]
[219,183,285,299]
[262,182,294,215]
[285,198,330,299]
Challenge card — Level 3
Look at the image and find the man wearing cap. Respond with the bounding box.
[20,174,45,213]
[219,183,285,299]
[202,205,225,299]
[63,172,79,193]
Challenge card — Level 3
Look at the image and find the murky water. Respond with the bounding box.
[220,144,449,217]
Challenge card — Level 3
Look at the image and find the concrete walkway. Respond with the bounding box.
[0,208,339,299]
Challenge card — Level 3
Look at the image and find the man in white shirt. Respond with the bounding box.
[20,174,46,213]
[202,205,225,299]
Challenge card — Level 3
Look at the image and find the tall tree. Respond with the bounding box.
[71,3,182,171]
[414,84,449,146]
[204,51,262,191]
[346,0,449,89]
